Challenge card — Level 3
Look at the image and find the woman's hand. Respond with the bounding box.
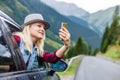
[59,27,70,48]
[56,26,70,58]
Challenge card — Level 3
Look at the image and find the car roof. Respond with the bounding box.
[0,10,22,32]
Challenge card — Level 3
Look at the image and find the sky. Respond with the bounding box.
[57,0,120,13]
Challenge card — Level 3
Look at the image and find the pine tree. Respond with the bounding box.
[93,48,99,56]
[100,6,120,53]
[100,25,110,52]
[65,46,74,59]
[108,6,120,45]
[88,46,92,55]
[74,37,83,56]
[82,41,89,55]
[66,36,89,59]
[74,37,89,55]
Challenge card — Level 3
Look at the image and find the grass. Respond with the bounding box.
[45,38,62,49]
[57,56,83,76]
[100,45,120,61]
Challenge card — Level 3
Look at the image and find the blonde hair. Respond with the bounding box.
[14,25,45,55]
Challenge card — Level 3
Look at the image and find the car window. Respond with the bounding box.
[0,29,15,73]
[0,20,50,72]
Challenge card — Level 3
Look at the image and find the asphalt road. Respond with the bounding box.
[74,56,120,80]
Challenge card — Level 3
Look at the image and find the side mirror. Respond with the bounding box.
[51,60,68,72]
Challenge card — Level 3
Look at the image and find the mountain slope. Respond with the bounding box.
[0,0,101,49]
[41,0,102,38]
[41,0,90,18]
[82,5,120,34]
[68,16,102,36]
[40,0,101,49]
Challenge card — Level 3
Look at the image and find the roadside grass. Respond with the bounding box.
[100,45,120,61]
[57,56,83,76]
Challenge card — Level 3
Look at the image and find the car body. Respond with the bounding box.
[0,10,67,80]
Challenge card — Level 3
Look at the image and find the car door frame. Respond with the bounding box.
[0,14,26,70]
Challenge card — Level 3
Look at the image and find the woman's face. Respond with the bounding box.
[30,22,45,40]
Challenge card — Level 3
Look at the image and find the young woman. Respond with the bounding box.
[10,13,71,70]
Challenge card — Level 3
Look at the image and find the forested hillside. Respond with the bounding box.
[99,6,120,60]
[0,0,101,51]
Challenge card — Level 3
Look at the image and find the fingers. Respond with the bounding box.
[61,27,69,34]
[59,33,68,41]
[59,27,70,36]
[59,27,70,41]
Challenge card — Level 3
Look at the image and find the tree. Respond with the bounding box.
[73,37,84,55]
[100,25,110,52]
[82,41,89,55]
[88,46,92,55]
[66,36,89,59]
[100,6,120,53]
[93,48,99,56]
[108,6,120,45]
[65,46,74,59]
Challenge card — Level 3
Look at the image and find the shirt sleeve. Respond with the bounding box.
[42,50,64,63]
[13,35,21,46]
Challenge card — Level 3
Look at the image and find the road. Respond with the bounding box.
[74,56,120,80]
[60,75,74,80]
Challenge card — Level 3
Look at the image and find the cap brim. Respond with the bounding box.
[22,19,50,30]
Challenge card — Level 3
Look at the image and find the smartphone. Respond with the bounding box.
[60,22,68,41]
[61,22,68,29]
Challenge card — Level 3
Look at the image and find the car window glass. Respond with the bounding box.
[0,29,14,73]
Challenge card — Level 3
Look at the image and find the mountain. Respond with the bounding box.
[40,0,102,48]
[0,0,101,49]
[41,0,120,36]
[81,5,120,34]
[41,0,90,18]
[40,0,102,36]
[0,0,61,52]
[67,16,102,36]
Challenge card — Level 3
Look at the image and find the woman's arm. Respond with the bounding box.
[56,27,70,58]
[38,27,70,63]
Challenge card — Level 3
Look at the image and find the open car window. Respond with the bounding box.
[0,12,51,72]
